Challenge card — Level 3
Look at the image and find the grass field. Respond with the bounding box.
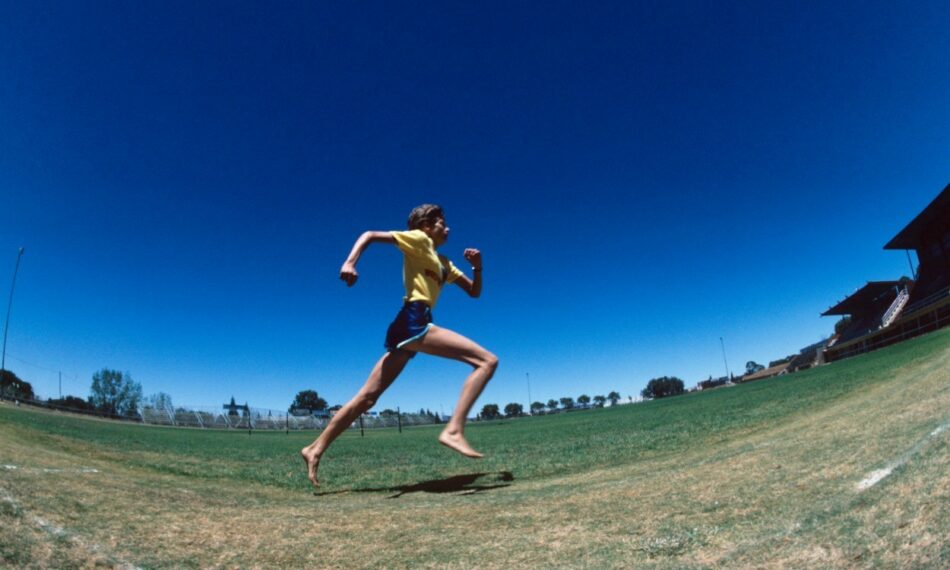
[1,328,948,568]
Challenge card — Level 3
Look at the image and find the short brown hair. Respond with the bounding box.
[407,204,444,230]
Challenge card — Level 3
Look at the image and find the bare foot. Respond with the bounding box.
[438,430,484,458]
[300,447,322,488]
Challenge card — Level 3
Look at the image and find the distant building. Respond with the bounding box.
[223,396,250,416]
[824,183,950,362]
[696,376,732,391]
[786,338,832,371]
[290,407,331,418]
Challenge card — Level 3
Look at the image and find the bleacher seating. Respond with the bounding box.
[903,263,950,315]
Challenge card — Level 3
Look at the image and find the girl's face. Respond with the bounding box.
[423,217,450,247]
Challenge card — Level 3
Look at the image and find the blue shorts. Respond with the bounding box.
[384,301,433,357]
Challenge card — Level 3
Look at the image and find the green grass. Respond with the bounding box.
[1,327,948,568]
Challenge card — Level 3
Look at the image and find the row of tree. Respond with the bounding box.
[4,369,728,424]
[0,368,146,419]
[476,375,700,420]
[252,363,768,420]
[288,390,446,423]
[478,391,625,420]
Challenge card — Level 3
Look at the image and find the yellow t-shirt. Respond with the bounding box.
[391,229,463,309]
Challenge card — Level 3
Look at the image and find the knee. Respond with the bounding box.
[480,352,499,375]
[356,391,379,411]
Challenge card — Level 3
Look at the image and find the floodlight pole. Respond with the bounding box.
[526,372,532,411]
[719,337,731,379]
[1,247,25,398]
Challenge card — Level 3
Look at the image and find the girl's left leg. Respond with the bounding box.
[408,325,498,457]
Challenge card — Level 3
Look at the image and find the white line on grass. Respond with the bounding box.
[0,487,141,570]
[857,468,893,491]
[857,419,950,492]
[0,464,99,474]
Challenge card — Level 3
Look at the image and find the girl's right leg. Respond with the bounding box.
[301,350,412,487]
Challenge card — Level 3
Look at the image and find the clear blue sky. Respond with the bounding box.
[2,1,948,414]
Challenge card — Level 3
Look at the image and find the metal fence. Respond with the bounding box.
[137,404,441,431]
[3,397,442,431]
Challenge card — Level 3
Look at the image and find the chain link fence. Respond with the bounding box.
[2,396,442,431]
[138,404,441,430]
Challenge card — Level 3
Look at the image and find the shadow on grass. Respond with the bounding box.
[314,471,514,499]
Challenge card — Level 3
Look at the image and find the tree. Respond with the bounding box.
[641,376,685,399]
[145,392,174,411]
[593,395,607,408]
[0,369,34,400]
[745,361,765,375]
[559,397,575,410]
[530,401,546,415]
[289,390,328,415]
[504,403,523,418]
[480,403,501,420]
[607,391,621,406]
[547,399,559,413]
[577,394,591,408]
[89,369,142,417]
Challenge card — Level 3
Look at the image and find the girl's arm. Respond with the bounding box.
[454,248,483,298]
[340,231,396,287]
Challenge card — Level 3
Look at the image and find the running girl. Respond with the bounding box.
[301,204,498,487]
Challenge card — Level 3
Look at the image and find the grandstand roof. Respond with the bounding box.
[884,182,950,250]
[741,361,791,382]
[822,280,906,316]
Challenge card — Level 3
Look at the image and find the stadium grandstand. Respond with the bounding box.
[740,337,832,383]
[822,280,913,345]
[824,183,950,362]
[739,361,792,383]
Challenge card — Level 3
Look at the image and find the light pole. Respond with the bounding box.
[720,336,731,380]
[526,372,532,411]
[1,247,25,398]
